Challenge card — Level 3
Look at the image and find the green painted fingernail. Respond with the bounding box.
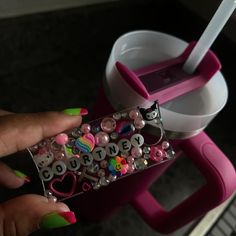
[14,170,30,183]
[40,211,77,229]
[62,108,88,116]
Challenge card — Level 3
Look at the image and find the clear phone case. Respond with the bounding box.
[28,102,175,201]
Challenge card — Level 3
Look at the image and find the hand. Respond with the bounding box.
[0,108,87,236]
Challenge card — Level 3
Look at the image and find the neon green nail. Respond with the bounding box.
[14,170,30,183]
[62,108,88,116]
[40,212,76,229]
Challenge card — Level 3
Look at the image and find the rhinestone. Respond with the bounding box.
[97,169,105,177]
[29,145,39,153]
[91,125,100,133]
[39,140,47,148]
[108,174,117,182]
[143,146,151,154]
[99,177,110,186]
[87,163,99,173]
[71,127,82,138]
[45,190,53,197]
[134,158,148,170]
[162,141,170,149]
[113,112,121,120]
[48,196,57,203]
[93,184,101,190]
[66,138,76,148]
[110,132,118,140]
[144,154,150,159]
[50,141,62,152]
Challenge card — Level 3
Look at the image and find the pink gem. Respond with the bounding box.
[95,132,110,147]
[150,146,164,162]
[129,110,139,119]
[134,117,145,129]
[101,117,116,133]
[81,124,91,134]
[55,133,68,145]
[131,147,142,158]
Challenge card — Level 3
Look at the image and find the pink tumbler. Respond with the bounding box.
[85,30,236,234]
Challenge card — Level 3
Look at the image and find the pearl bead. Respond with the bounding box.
[81,124,91,134]
[162,141,170,149]
[134,117,145,129]
[129,110,139,119]
[127,164,135,173]
[98,169,105,177]
[95,132,110,147]
[127,156,134,163]
[131,147,142,158]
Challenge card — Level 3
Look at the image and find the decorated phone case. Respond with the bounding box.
[28,102,175,201]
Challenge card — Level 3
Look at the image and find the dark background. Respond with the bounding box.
[0,0,235,235]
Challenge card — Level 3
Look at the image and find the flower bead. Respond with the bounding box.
[108,156,129,176]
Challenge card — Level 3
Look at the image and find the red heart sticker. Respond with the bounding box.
[82,182,92,192]
[49,172,77,197]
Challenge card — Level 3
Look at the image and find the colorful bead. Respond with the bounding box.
[95,132,110,147]
[55,133,68,145]
[75,133,95,152]
[108,156,129,175]
[150,146,165,162]
[115,120,135,137]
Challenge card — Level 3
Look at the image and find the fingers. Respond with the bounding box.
[0,109,87,157]
[0,110,13,116]
[0,162,29,188]
[1,194,76,236]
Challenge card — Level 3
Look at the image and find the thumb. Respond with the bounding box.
[0,194,77,236]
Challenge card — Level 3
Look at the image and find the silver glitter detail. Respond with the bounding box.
[71,127,82,138]
[134,158,148,170]
[66,138,76,148]
[110,132,118,140]
[50,141,62,152]
[113,112,121,120]
[91,126,100,133]
[143,146,151,154]
[87,163,99,174]
[144,154,150,159]
[99,177,110,186]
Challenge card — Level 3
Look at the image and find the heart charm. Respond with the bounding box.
[82,182,92,192]
[75,133,95,153]
[49,172,77,197]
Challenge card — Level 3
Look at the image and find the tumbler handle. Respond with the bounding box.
[131,131,236,234]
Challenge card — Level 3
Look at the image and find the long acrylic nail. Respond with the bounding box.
[40,211,77,229]
[62,108,88,116]
[14,170,30,183]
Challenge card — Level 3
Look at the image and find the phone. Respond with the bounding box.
[28,102,175,201]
